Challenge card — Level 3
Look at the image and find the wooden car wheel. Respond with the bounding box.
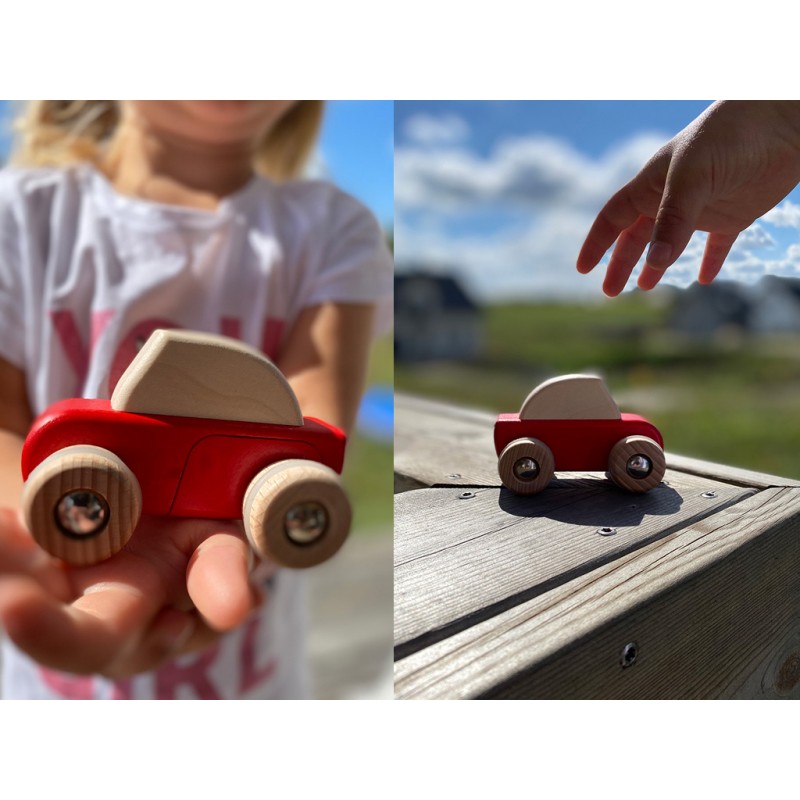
[497,438,555,495]
[243,459,352,569]
[21,445,142,566]
[607,436,666,493]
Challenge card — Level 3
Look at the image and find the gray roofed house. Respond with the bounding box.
[395,270,483,362]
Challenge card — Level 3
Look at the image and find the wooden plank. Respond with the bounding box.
[665,452,800,490]
[395,487,800,699]
[394,469,756,655]
[394,394,497,488]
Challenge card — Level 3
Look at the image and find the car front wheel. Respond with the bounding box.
[21,445,142,565]
[243,459,352,569]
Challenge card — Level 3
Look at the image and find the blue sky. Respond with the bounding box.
[0,100,393,228]
[395,100,800,301]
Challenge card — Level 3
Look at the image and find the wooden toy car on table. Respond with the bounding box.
[21,329,351,568]
[494,374,665,495]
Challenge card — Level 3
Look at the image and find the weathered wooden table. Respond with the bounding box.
[394,393,800,699]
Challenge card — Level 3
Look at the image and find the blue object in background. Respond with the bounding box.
[357,385,393,443]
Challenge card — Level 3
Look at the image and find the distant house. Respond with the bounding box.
[395,270,483,362]
[668,281,751,338]
[667,276,800,338]
[749,275,800,333]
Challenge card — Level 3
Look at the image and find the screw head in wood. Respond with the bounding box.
[597,527,617,536]
[458,491,476,499]
[702,491,718,499]
[284,501,328,544]
[55,491,110,538]
[620,641,638,668]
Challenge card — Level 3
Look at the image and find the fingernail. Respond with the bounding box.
[646,241,672,270]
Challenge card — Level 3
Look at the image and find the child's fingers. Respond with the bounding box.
[106,606,197,677]
[0,507,72,599]
[0,575,149,674]
[185,530,257,632]
[0,548,176,675]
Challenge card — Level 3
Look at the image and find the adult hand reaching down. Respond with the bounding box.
[577,101,800,296]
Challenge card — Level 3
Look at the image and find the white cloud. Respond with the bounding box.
[734,223,775,252]
[396,130,800,300]
[403,113,470,146]
[762,200,800,229]
[395,131,669,214]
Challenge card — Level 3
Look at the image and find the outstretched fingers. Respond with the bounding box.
[0,566,181,676]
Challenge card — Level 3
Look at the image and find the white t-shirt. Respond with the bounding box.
[0,164,393,699]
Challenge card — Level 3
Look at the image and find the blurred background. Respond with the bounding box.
[0,100,394,699]
[395,100,800,480]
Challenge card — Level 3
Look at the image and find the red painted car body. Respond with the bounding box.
[494,413,664,472]
[22,399,346,521]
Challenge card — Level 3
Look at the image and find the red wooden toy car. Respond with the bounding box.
[494,374,665,495]
[21,329,351,568]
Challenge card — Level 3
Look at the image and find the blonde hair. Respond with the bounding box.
[9,100,324,181]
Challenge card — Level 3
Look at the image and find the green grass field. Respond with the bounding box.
[342,334,393,532]
[396,293,800,479]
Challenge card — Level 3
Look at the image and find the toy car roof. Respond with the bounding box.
[519,374,620,421]
[110,329,303,426]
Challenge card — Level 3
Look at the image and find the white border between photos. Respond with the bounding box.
[1,700,796,796]
[0,2,797,100]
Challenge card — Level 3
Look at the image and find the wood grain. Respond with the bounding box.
[665,452,800,490]
[243,459,352,569]
[606,435,665,493]
[519,374,619,420]
[394,393,498,488]
[111,328,303,425]
[395,487,800,699]
[394,392,800,699]
[394,469,755,655]
[21,445,142,566]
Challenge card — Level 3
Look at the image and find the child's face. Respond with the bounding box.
[123,101,298,148]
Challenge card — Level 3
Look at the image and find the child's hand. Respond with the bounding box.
[577,101,800,296]
[0,507,263,677]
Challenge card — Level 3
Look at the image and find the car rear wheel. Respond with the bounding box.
[243,459,352,569]
[21,445,142,565]
[497,438,555,495]
[607,436,665,493]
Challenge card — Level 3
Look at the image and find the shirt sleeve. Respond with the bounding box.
[302,185,394,338]
[0,173,26,369]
